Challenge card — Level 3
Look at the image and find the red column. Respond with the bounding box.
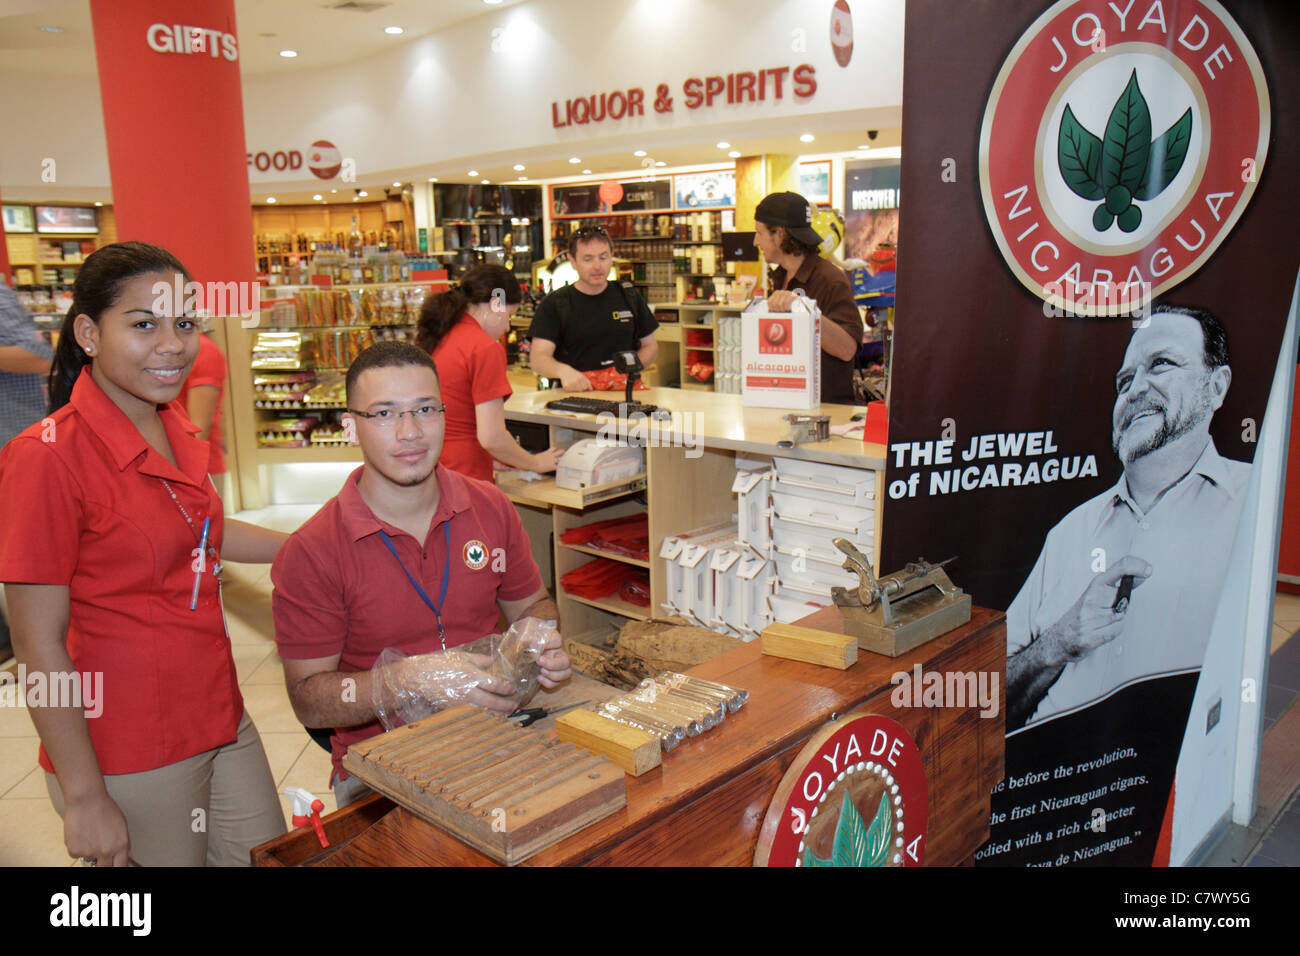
[89,0,253,292]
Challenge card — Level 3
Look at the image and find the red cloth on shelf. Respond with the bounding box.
[560,514,649,559]
[561,558,650,603]
[618,575,651,607]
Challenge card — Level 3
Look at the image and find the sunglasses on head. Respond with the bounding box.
[572,225,610,241]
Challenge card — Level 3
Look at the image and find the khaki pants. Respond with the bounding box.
[47,711,286,866]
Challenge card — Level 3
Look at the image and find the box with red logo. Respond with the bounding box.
[741,297,821,409]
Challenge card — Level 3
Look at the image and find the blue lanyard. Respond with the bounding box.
[377,522,451,650]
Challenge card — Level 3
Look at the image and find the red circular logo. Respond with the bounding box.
[978,0,1269,316]
[308,139,342,180]
[830,0,854,68]
[755,713,927,867]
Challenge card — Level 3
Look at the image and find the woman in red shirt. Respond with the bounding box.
[416,264,560,482]
[0,242,286,866]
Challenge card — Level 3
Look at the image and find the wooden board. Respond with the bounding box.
[761,621,858,669]
[556,709,661,776]
[342,705,626,865]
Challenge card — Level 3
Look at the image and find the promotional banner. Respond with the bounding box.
[885,0,1298,865]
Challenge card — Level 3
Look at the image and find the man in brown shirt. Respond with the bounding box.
[753,191,864,405]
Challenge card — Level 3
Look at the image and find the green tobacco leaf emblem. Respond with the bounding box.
[802,786,893,867]
[1058,70,1192,234]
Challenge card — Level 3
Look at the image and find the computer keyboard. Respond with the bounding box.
[544,396,666,417]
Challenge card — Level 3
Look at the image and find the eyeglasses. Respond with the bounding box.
[572,225,610,241]
[347,404,446,426]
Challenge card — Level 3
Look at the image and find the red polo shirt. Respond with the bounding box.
[270,463,543,781]
[177,333,228,475]
[431,314,512,482]
[0,369,240,775]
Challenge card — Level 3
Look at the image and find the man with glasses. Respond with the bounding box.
[528,225,658,391]
[270,342,571,807]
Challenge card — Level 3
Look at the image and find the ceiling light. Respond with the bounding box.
[468,170,479,177]
[313,194,323,201]
[353,197,359,201]
[513,164,525,171]
[633,150,646,157]
[582,169,592,175]
[331,188,338,193]
[384,26,404,35]
[484,0,504,5]
[728,150,741,158]
[266,197,277,204]
[655,161,666,167]
[93,201,103,207]
[799,133,814,143]
[279,50,298,58]
[481,179,490,184]
[37,26,64,33]
[392,181,401,187]
[568,157,581,164]
[427,177,438,182]
[716,142,730,149]
[858,144,871,150]
[518,176,528,181]
[358,190,368,197]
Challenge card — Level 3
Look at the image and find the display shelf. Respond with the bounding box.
[559,542,652,569]
[567,592,651,621]
[495,472,646,510]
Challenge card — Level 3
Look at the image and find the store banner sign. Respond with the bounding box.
[675,171,736,209]
[551,65,817,129]
[885,0,1297,866]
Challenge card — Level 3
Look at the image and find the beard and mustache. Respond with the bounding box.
[1112,386,1213,465]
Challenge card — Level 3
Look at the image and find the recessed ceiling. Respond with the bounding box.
[0,0,529,77]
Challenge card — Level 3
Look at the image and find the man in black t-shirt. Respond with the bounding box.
[528,225,658,391]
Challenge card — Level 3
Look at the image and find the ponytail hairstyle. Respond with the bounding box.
[416,264,522,353]
[48,241,191,412]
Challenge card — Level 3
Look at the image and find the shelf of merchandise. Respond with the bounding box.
[549,211,731,305]
[651,303,745,392]
[5,232,101,287]
[224,278,456,508]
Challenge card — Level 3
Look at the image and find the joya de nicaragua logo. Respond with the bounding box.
[1059,69,1191,234]
[754,713,927,867]
[979,0,1271,317]
[800,763,899,867]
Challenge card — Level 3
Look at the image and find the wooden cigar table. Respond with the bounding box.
[252,607,1005,866]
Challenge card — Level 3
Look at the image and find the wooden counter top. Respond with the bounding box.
[252,607,1005,867]
[504,387,887,469]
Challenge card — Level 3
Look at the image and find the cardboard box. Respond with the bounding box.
[741,297,821,409]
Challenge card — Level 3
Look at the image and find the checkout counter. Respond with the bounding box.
[251,386,1007,866]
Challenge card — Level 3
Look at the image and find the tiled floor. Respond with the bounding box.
[2,509,1299,866]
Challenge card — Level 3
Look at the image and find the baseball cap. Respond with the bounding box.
[755,191,823,246]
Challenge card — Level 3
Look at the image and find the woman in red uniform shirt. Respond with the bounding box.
[0,242,286,866]
[416,264,560,482]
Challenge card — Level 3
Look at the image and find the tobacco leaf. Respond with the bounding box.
[1134,107,1193,200]
[1100,70,1152,193]
[1059,104,1106,200]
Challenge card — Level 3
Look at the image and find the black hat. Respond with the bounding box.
[755,191,822,246]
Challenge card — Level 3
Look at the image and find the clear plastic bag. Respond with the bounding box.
[370,618,558,731]
[467,616,557,707]
[370,647,494,731]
